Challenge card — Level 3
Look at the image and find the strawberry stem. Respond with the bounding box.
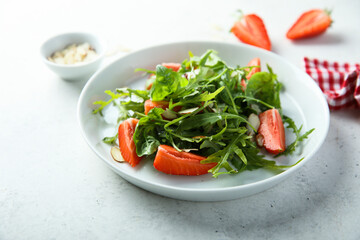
[324,8,334,26]
[235,9,244,21]
[324,8,332,16]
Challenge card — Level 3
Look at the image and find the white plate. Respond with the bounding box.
[77,41,329,201]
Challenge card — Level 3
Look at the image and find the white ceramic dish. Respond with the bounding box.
[40,32,105,81]
[77,41,329,201]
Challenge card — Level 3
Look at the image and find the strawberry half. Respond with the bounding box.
[153,145,216,175]
[286,9,332,40]
[231,14,271,51]
[246,57,261,80]
[118,118,142,167]
[256,109,286,154]
[240,57,261,91]
[161,63,181,72]
[144,100,170,115]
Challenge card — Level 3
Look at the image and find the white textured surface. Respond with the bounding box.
[1,0,359,239]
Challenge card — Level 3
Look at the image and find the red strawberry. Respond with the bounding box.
[144,100,182,116]
[241,57,261,91]
[153,145,216,175]
[118,118,142,167]
[161,63,181,72]
[144,100,171,115]
[256,109,286,154]
[286,9,332,40]
[231,14,271,51]
[246,57,261,80]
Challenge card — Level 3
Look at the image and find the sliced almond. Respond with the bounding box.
[230,69,244,78]
[256,134,264,147]
[111,146,125,163]
[192,136,207,139]
[250,104,261,114]
[247,113,260,134]
[178,107,199,114]
[181,149,199,152]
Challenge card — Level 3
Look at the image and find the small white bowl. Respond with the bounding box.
[40,32,106,81]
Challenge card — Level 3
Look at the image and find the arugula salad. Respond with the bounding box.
[93,50,314,178]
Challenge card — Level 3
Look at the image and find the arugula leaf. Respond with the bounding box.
[177,112,248,131]
[203,134,244,177]
[275,116,315,157]
[242,147,279,170]
[133,108,168,156]
[93,90,124,114]
[150,65,188,101]
[245,71,282,110]
[199,50,214,66]
[202,50,226,70]
[117,88,150,101]
[164,101,214,144]
[102,134,118,145]
[134,68,156,74]
[120,100,145,114]
[169,86,225,109]
[233,145,247,165]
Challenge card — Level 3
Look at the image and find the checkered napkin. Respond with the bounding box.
[304,57,360,110]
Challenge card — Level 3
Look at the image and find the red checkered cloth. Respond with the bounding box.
[304,57,360,110]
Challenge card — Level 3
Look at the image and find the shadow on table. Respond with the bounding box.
[64,77,90,95]
[289,33,343,46]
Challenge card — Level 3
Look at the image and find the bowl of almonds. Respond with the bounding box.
[40,32,106,81]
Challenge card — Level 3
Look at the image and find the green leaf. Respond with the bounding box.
[234,95,275,109]
[164,101,214,143]
[150,65,188,101]
[204,134,243,177]
[120,100,145,113]
[245,71,282,110]
[134,68,156,74]
[92,90,124,114]
[169,86,225,109]
[242,147,277,170]
[133,108,168,156]
[275,116,315,157]
[233,145,247,165]
[102,133,118,145]
[177,112,247,131]
[117,88,150,100]
[199,50,214,66]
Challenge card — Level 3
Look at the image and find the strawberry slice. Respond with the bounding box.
[256,109,286,154]
[144,100,170,115]
[118,118,142,167]
[246,57,261,80]
[153,145,217,175]
[144,100,182,116]
[161,63,181,72]
[231,14,271,51]
[241,57,261,90]
[286,9,332,40]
